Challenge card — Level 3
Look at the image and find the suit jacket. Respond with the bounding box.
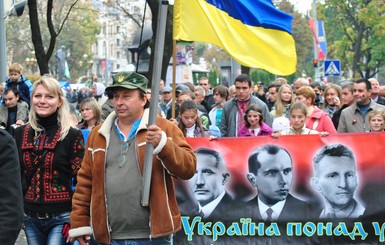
[375,96,385,106]
[207,192,236,222]
[239,194,314,245]
[243,194,313,221]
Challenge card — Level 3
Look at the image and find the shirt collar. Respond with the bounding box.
[200,191,226,218]
[114,117,142,142]
[258,196,286,221]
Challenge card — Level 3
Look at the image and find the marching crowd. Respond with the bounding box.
[156,74,385,139]
[1,61,385,245]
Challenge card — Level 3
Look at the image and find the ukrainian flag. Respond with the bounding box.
[173,0,297,75]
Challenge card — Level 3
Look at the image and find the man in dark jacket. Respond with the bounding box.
[0,129,24,244]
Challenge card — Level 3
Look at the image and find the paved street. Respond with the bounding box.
[15,230,27,245]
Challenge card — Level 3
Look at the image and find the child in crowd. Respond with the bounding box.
[238,104,272,136]
[368,110,385,132]
[272,101,326,137]
[178,100,209,137]
[1,63,33,107]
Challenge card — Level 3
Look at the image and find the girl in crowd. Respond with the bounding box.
[272,101,323,137]
[178,100,209,137]
[368,109,385,132]
[14,75,84,245]
[238,104,272,136]
[323,84,342,118]
[270,84,294,119]
[77,97,103,130]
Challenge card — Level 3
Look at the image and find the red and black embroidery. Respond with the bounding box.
[21,124,73,202]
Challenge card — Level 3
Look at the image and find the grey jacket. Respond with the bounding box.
[0,101,29,127]
[337,100,385,132]
[220,95,272,137]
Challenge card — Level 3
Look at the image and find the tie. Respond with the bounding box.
[251,129,255,135]
[266,208,273,221]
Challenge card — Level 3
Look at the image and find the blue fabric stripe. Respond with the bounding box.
[206,0,293,34]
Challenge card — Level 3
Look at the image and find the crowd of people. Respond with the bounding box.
[156,74,385,139]
[1,61,385,245]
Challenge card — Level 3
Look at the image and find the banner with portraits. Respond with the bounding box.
[174,132,385,244]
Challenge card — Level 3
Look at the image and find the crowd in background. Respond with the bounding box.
[2,62,385,244]
[2,62,385,140]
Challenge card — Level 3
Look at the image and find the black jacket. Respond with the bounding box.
[0,129,23,244]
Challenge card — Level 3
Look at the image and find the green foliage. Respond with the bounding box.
[6,1,101,79]
[208,69,219,87]
[323,0,385,78]
[250,69,276,85]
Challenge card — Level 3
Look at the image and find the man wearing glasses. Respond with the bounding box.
[69,71,196,245]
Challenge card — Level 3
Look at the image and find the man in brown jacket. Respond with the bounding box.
[69,72,196,245]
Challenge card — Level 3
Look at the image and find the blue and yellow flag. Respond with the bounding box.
[173,0,297,75]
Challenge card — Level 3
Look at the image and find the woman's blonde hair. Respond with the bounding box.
[29,75,71,141]
[323,84,342,109]
[275,84,294,117]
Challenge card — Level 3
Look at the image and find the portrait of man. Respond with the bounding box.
[188,148,234,220]
[245,144,312,221]
[311,144,365,219]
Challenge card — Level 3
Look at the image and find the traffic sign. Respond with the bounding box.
[324,60,341,77]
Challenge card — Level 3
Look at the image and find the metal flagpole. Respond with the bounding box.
[141,0,169,206]
[0,1,7,82]
[171,39,176,119]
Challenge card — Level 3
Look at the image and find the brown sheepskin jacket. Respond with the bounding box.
[69,109,196,244]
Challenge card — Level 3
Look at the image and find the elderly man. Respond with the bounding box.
[188,148,233,220]
[368,78,385,105]
[69,72,196,245]
[311,144,365,219]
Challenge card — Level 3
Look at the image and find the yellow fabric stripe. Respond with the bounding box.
[174,0,297,75]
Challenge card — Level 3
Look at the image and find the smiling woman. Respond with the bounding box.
[14,75,85,245]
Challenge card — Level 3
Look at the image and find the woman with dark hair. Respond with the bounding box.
[14,75,84,245]
[238,104,272,137]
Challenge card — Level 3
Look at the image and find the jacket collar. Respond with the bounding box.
[98,108,150,144]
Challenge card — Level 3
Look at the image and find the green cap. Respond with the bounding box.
[106,72,148,93]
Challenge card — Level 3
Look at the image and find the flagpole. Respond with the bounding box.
[171,39,177,119]
[312,0,320,82]
[141,0,169,206]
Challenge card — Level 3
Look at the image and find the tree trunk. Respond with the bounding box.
[28,0,49,75]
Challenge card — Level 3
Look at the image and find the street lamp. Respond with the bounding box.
[87,60,93,74]
[25,51,37,73]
